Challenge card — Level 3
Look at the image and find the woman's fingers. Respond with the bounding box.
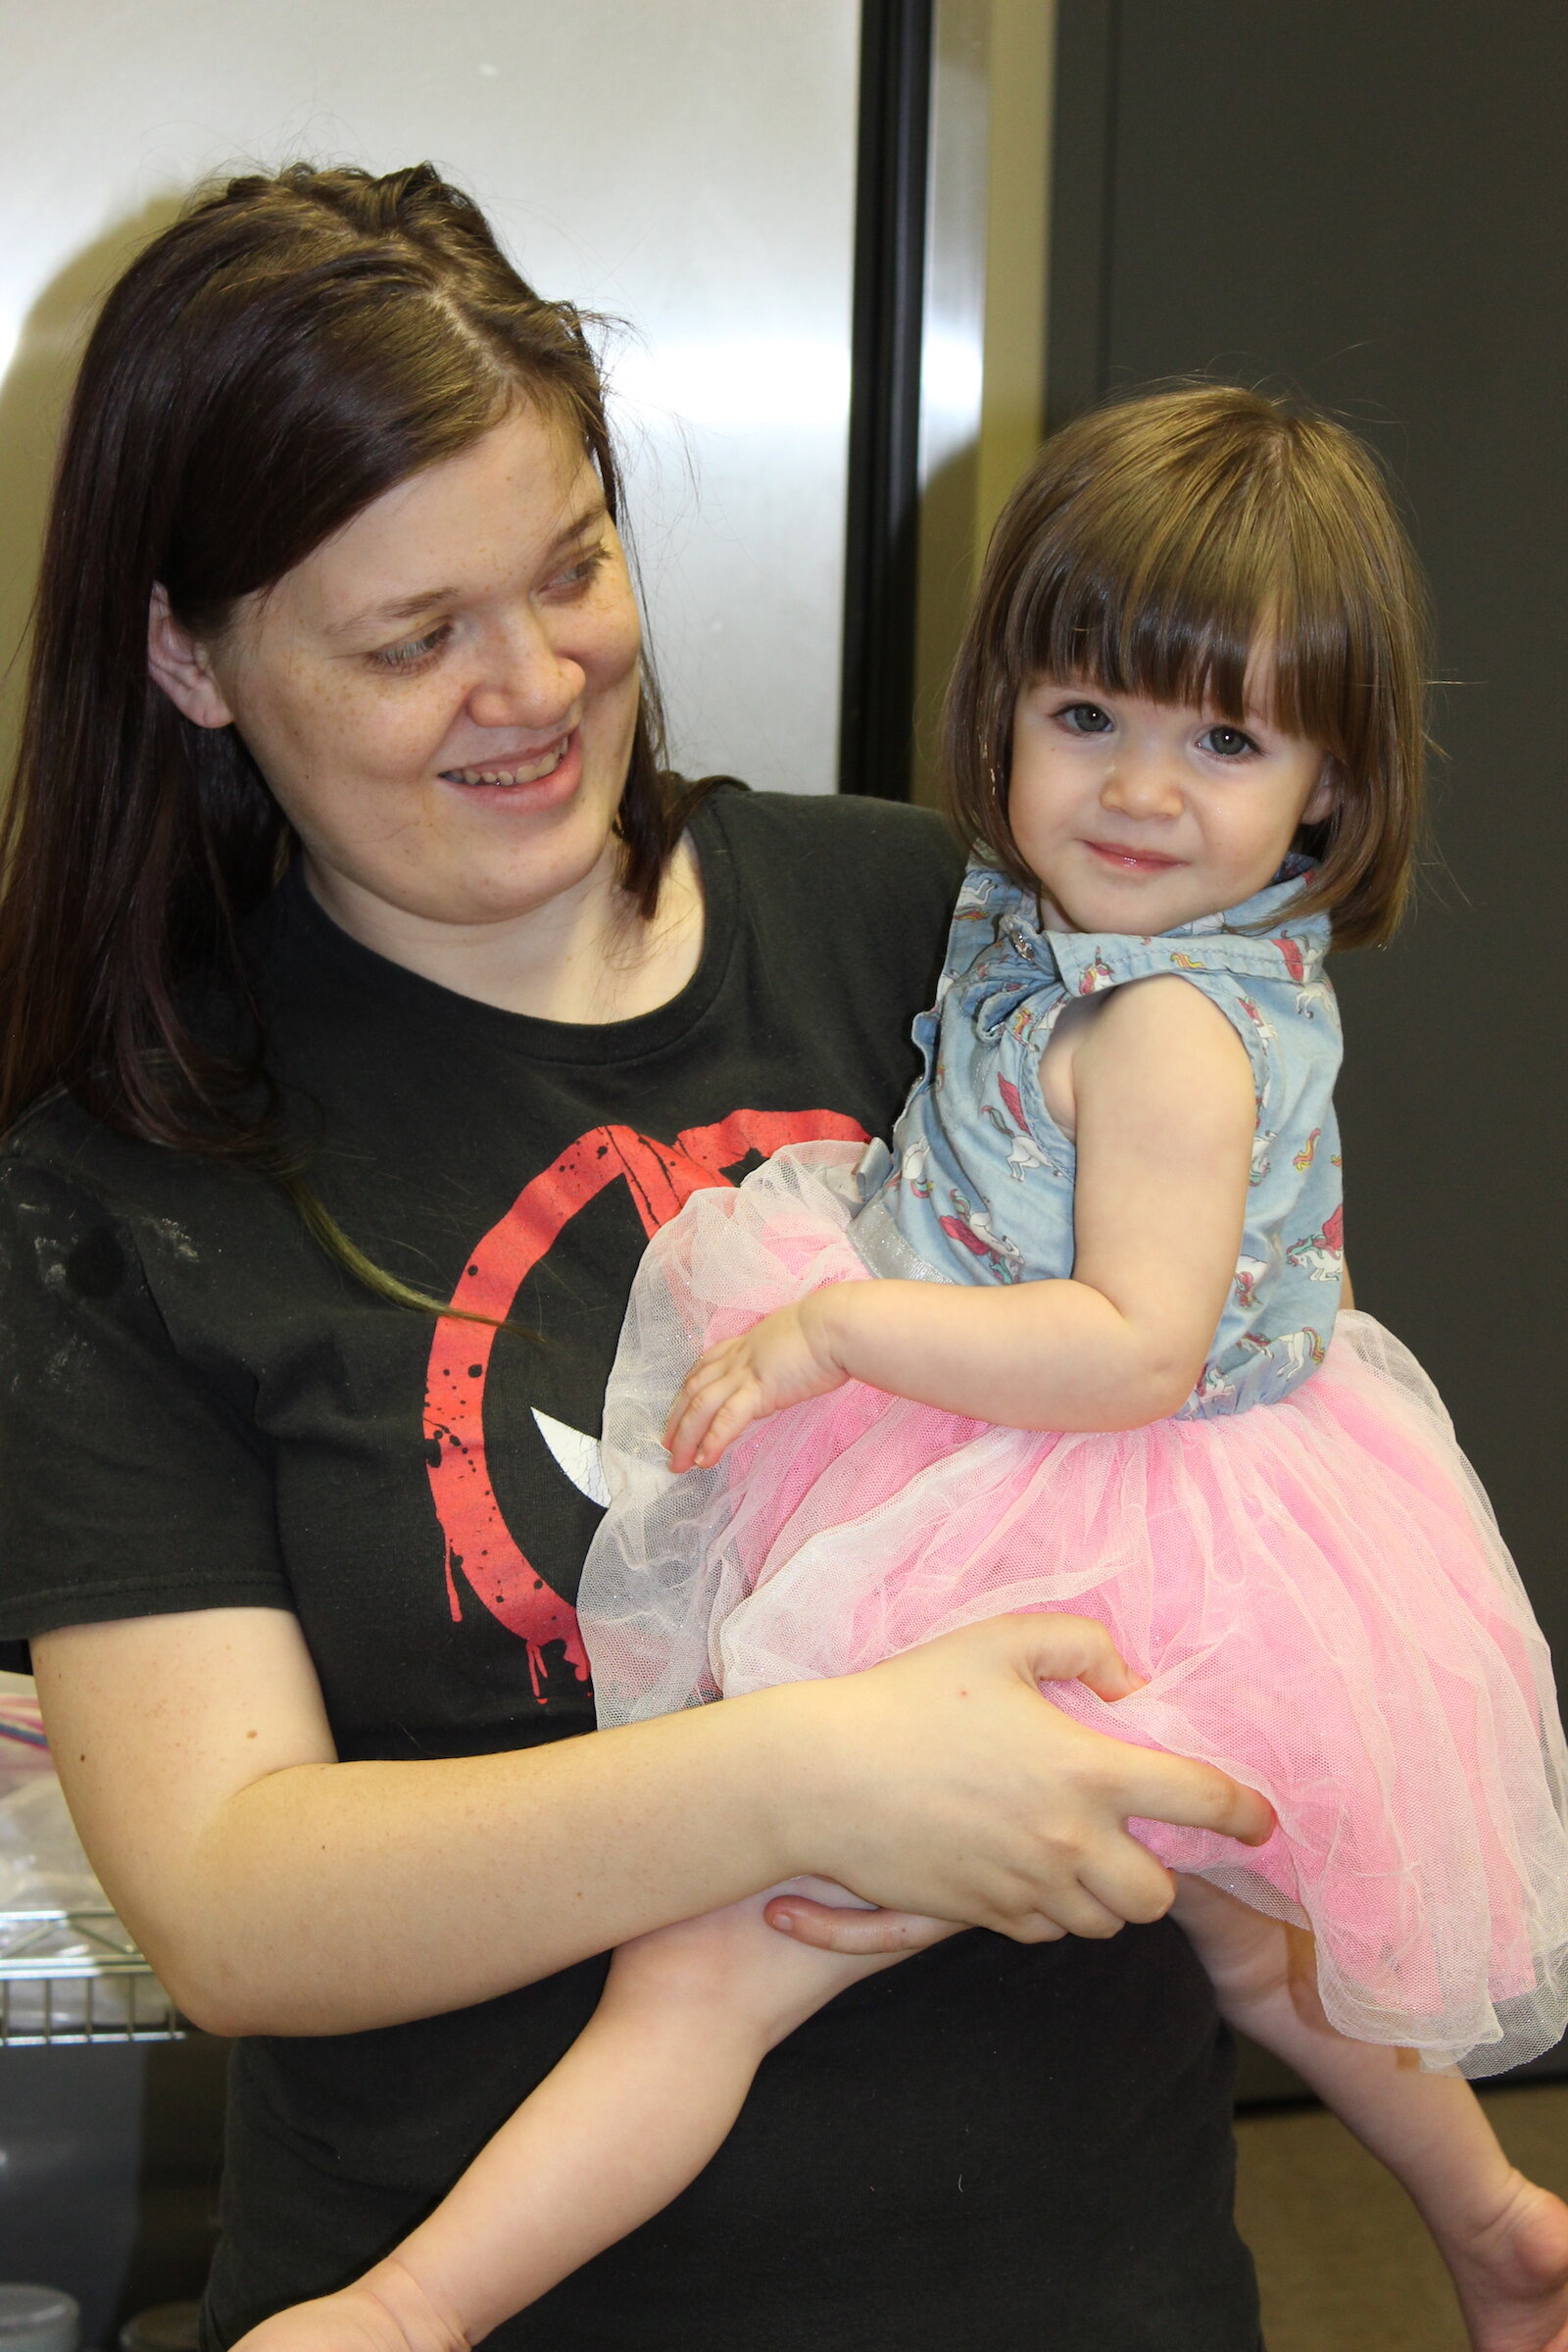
[762,1894,963,1954]
[787,1613,1276,1943]
[1074,1832,1180,1929]
[1111,1743,1276,1848]
[1010,1609,1148,1702]
[989,1610,1276,1847]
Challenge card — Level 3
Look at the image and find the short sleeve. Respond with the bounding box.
[1043,931,1277,1105]
[0,1156,293,1637]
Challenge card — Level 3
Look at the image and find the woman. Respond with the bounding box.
[0,165,1271,2350]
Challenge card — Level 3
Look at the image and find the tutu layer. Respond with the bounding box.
[580,1143,1568,2077]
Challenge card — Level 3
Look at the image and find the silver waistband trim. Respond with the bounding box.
[847,1192,955,1285]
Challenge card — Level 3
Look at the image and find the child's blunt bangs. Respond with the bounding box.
[945,388,1430,949]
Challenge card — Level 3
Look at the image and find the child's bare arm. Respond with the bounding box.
[665,978,1254,1468]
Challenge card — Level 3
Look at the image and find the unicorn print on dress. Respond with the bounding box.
[1234,1255,1271,1313]
[1240,1323,1329,1385]
[982,1079,1070,1183]
[1078,951,1116,994]
[1250,1124,1278,1188]
[897,1142,935,1200]
[938,1189,1024,1283]
[1238,993,1279,1047]
[1287,1203,1345,1283]
[1272,931,1337,1022]
[1194,1360,1240,1409]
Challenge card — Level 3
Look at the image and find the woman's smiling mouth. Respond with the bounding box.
[439,735,573,788]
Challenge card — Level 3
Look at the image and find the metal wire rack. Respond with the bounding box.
[0,1686,185,2044]
[0,1906,182,2046]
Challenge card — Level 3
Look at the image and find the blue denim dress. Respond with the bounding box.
[851,855,1344,1417]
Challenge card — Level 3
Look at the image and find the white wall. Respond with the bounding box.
[0,0,860,794]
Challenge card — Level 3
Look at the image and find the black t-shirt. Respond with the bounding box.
[0,787,1260,2350]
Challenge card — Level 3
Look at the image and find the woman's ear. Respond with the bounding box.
[146,585,235,729]
[1302,757,1338,826]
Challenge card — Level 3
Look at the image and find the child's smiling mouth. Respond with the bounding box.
[1083,839,1183,873]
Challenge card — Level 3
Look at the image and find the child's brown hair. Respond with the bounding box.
[944,386,1430,947]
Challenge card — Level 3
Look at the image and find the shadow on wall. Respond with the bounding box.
[0,196,184,791]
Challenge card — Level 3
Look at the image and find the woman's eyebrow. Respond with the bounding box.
[340,585,461,631]
[334,503,609,635]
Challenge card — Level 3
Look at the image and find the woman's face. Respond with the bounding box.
[165,403,643,941]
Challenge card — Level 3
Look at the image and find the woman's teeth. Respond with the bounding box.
[444,740,568,787]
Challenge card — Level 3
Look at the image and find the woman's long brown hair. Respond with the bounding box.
[0,165,705,1311]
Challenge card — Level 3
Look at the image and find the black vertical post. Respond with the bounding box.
[839,0,935,800]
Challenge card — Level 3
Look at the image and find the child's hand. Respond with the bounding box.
[664,1293,848,1470]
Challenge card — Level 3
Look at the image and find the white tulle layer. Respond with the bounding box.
[579,1143,1568,2077]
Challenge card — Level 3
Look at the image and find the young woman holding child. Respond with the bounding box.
[0,167,1277,2351]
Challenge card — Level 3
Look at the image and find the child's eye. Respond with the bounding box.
[1200,724,1257,759]
[1058,701,1113,735]
[371,623,452,672]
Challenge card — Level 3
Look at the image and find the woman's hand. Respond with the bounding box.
[663,1292,849,1470]
[767,1612,1274,1946]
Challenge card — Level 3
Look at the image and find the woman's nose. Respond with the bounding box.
[466,617,585,732]
[1101,749,1185,820]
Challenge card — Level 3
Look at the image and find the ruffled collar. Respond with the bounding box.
[963,853,1332,1000]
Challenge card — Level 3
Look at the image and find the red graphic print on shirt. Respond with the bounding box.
[424,1109,867,1698]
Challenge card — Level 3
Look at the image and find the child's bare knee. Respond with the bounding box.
[1170,1877,1297,2014]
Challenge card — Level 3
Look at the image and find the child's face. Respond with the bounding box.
[1009,672,1333,934]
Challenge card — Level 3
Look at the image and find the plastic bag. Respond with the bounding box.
[0,1684,107,1911]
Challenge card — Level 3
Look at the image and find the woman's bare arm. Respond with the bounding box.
[33,1602,1271,2036]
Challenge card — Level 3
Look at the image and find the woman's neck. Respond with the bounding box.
[302,834,705,1025]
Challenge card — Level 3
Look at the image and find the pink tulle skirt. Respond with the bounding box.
[579,1144,1568,2077]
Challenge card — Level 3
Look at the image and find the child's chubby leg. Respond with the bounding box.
[1173,1875,1568,2352]
[231,1880,958,2352]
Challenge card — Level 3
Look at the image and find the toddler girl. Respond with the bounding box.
[239,388,1568,2352]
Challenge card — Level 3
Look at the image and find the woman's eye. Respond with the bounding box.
[545,544,610,599]
[1059,702,1113,735]
[371,623,451,672]
[1200,724,1256,759]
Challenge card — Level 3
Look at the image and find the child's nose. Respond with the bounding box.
[1101,750,1185,821]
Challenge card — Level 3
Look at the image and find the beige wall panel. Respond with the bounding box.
[911,0,1054,808]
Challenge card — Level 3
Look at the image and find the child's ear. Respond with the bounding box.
[1302,758,1338,826]
[146,584,236,729]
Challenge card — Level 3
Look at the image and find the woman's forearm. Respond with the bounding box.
[34,1610,804,2037]
[174,1704,809,2036]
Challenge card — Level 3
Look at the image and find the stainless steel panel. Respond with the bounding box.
[0,0,861,795]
